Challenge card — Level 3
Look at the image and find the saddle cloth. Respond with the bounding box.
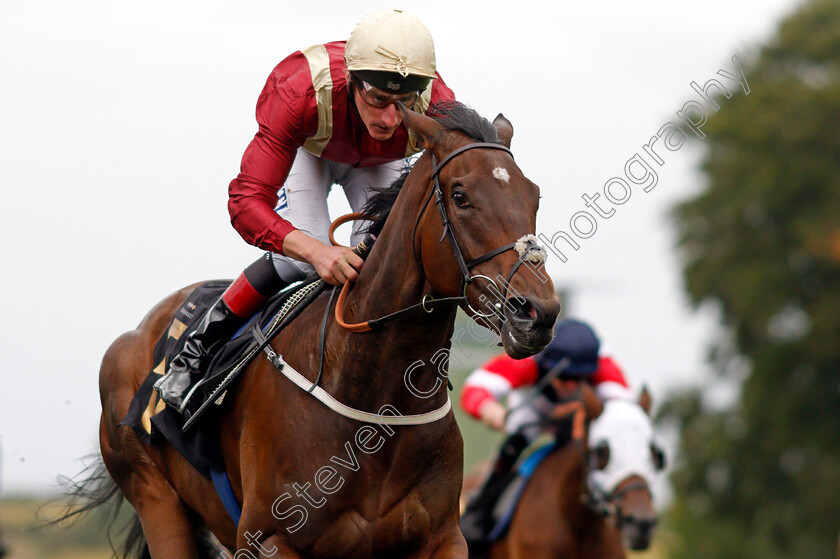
[120,278,322,476]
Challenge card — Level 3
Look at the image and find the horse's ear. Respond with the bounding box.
[580,383,604,420]
[399,103,444,149]
[493,113,514,148]
[639,384,653,415]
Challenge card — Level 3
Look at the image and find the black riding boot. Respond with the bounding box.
[154,297,244,413]
[461,432,530,548]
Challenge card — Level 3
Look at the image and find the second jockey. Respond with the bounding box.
[459,318,632,544]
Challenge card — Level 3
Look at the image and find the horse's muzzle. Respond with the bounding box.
[500,295,560,358]
[620,514,658,551]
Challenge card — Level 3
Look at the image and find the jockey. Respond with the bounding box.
[155,9,456,413]
[459,318,632,543]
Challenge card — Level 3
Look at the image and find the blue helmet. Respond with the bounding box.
[534,319,600,377]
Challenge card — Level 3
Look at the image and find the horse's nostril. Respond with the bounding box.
[622,516,657,551]
[521,302,537,321]
[507,297,537,322]
[625,516,658,535]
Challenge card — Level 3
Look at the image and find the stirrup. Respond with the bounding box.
[178,380,206,415]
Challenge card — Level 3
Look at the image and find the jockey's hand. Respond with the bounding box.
[479,400,508,431]
[282,231,364,285]
[314,245,364,285]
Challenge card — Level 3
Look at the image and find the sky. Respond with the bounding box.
[0,0,803,494]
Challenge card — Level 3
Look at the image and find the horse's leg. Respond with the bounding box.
[99,308,203,559]
[428,541,469,559]
[232,533,301,559]
[101,416,201,559]
[426,525,469,559]
[133,483,199,559]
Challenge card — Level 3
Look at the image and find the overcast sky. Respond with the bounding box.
[0,0,801,493]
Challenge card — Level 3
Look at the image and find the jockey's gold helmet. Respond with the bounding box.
[345,9,437,93]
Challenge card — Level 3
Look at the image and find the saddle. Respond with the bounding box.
[120,278,326,475]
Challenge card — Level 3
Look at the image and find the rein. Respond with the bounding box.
[335,142,546,332]
[329,216,470,332]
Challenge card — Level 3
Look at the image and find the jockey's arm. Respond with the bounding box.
[461,353,635,431]
[227,55,317,257]
[477,399,507,431]
[460,354,539,431]
[590,355,634,401]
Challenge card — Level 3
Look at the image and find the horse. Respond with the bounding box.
[464,386,664,559]
[87,102,561,558]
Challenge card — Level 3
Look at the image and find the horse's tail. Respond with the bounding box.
[48,453,227,559]
[43,452,148,559]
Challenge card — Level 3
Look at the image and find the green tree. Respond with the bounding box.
[663,1,840,557]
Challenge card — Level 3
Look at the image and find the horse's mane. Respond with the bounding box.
[362,101,502,236]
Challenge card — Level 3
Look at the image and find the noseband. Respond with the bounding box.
[336,141,546,331]
[586,477,654,523]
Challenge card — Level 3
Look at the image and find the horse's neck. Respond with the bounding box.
[351,156,432,318]
[534,445,589,523]
[505,446,621,558]
[547,445,626,557]
[327,172,457,412]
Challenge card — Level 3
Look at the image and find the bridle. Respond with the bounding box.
[336,141,546,332]
[585,476,654,525]
[425,142,545,319]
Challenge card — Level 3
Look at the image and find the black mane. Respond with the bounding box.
[361,101,502,236]
[428,100,501,145]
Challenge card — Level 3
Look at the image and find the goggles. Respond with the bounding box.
[353,77,420,109]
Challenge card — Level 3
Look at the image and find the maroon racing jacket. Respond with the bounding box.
[228,41,456,255]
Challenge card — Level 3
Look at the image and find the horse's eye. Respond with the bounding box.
[650,442,666,471]
[589,441,610,471]
[451,191,469,208]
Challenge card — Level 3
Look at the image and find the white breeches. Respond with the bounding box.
[271,148,410,282]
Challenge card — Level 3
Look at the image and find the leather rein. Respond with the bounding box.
[335,142,544,332]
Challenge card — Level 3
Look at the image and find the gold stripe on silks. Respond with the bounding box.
[152,358,166,375]
[301,44,334,157]
[141,393,167,435]
[168,319,187,340]
[406,84,434,156]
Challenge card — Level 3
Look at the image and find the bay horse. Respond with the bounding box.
[465,386,664,559]
[91,102,561,558]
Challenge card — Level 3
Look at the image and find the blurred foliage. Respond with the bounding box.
[664,0,840,557]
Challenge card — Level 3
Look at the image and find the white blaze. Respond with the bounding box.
[492,167,510,183]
